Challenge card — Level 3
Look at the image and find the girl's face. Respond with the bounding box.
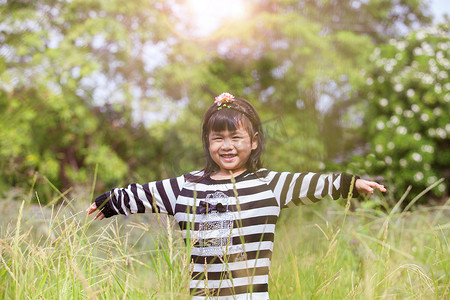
[208,125,258,178]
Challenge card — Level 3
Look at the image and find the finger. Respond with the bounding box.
[359,181,374,194]
[94,211,103,220]
[368,182,387,192]
[86,203,97,214]
[377,184,387,192]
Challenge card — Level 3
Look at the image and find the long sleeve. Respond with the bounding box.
[264,170,360,208]
[94,175,186,218]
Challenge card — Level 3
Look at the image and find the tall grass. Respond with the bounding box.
[0,184,448,299]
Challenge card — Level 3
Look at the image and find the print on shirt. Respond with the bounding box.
[198,191,244,258]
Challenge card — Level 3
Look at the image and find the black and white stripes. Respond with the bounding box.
[95,169,358,299]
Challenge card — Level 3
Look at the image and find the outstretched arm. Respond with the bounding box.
[355,179,387,195]
[86,174,186,219]
[264,170,387,208]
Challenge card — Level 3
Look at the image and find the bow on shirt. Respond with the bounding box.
[198,202,226,214]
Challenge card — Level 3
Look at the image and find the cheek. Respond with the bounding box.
[233,140,250,150]
[208,142,220,153]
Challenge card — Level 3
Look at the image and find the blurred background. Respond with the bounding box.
[0,0,448,205]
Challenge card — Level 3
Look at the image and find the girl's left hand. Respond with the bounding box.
[355,179,387,195]
[86,203,105,220]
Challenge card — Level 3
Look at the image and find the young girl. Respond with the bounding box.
[87,93,386,299]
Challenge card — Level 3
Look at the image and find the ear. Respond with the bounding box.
[251,132,258,150]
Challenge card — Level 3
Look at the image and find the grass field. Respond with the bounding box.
[0,185,448,299]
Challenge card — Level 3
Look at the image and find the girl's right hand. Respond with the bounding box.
[86,203,105,220]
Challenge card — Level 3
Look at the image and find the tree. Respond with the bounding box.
[159,0,431,173]
[0,0,172,197]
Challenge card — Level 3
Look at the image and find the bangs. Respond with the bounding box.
[206,108,252,134]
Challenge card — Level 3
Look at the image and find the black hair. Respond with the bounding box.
[199,97,265,179]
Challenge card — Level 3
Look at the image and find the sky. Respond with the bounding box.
[430,0,450,22]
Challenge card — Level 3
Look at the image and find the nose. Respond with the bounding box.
[221,138,233,150]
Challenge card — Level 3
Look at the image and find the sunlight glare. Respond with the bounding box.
[186,0,247,37]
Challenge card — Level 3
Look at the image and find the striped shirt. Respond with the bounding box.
[95,169,359,299]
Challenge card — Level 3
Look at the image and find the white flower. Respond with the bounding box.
[370,47,381,61]
[397,126,407,135]
[413,47,423,56]
[385,156,392,165]
[375,58,385,67]
[428,128,436,136]
[404,110,414,118]
[421,42,434,56]
[366,77,374,85]
[435,84,442,94]
[444,93,450,102]
[438,184,446,193]
[446,123,450,132]
[421,145,434,153]
[444,83,450,91]
[438,42,449,51]
[422,74,434,85]
[395,53,403,60]
[391,116,400,125]
[396,41,407,51]
[400,159,408,167]
[395,106,403,114]
[406,89,415,98]
[412,152,422,162]
[379,98,388,107]
[376,144,384,153]
[376,121,385,130]
[421,114,429,122]
[414,172,424,181]
[387,142,395,150]
[430,65,439,74]
[378,76,385,83]
[416,31,426,40]
[414,71,424,79]
[424,163,431,171]
[436,128,446,138]
[414,133,421,140]
[438,71,448,80]
[427,176,437,185]
[411,104,420,113]
[394,83,404,92]
[384,64,394,73]
[392,75,401,83]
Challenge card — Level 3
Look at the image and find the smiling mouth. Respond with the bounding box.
[220,154,237,159]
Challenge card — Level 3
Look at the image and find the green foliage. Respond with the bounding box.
[350,23,450,201]
[0,0,173,199]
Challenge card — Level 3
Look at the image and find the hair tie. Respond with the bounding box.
[212,92,258,126]
[215,92,235,110]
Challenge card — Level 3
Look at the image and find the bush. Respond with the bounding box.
[351,23,449,202]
